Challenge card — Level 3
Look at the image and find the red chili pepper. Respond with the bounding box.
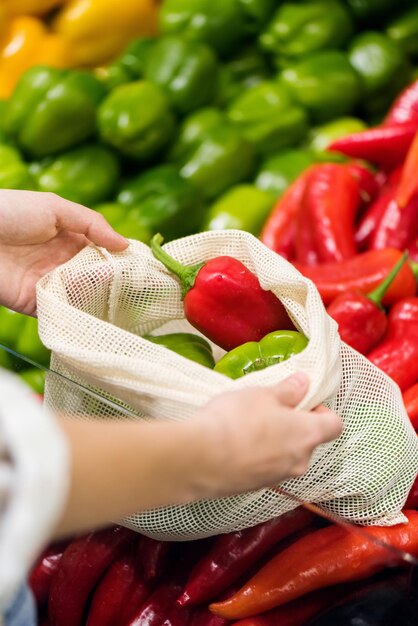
[294,248,417,306]
[407,238,418,263]
[369,193,418,250]
[126,577,187,626]
[396,129,418,208]
[209,511,418,620]
[229,586,349,626]
[29,542,68,610]
[367,297,418,391]
[303,163,359,263]
[178,508,314,607]
[326,252,408,355]
[345,162,381,207]
[354,187,396,250]
[406,473,418,509]
[259,170,311,259]
[48,526,133,626]
[150,234,294,351]
[139,536,172,582]
[328,123,418,171]
[402,382,418,431]
[161,602,194,626]
[190,609,230,626]
[294,191,319,266]
[384,79,418,126]
[86,545,150,626]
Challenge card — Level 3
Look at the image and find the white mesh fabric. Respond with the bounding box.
[37,230,418,540]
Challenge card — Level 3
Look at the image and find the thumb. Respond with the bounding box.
[274,372,309,408]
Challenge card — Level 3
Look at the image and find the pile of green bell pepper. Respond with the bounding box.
[1,0,418,379]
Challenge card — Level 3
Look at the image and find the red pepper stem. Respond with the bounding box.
[151,233,205,299]
[367,251,409,307]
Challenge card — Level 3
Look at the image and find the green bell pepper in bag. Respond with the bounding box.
[144,36,220,114]
[146,332,215,368]
[227,81,308,155]
[160,0,275,57]
[0,144,35,190]
[386,6,418,59]
[203,184,274,235]
[307,117,367,152]
[167,107,225,164]
[30,144,120,206]
[179,123,255,199]
[4,67,106,158]
[254,148,316,198]
[214,330,308,379]
[280,50,363,122]
[348,31,411,117]
[259,0,353,61]
[117,164,205,240]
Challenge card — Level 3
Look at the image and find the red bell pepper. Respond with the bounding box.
[396,129,418,208]
[294,248,417,306]
[406,473,418,509]
[29,543,67,610]
[328,122,418,171]
[150,234,294,351]
[384,79,418,126]
[303,163,359,263]
[86,546,150,626]
[48,526,133,626]
[178,508,314,607]
[209,511,418,620]
[367,297,418,391]
[139,536,172,582]
[326,252,408,355]
[259,170,311,259]
[402,382,418,430]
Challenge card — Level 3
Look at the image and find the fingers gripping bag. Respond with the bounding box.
[36,230,418,540]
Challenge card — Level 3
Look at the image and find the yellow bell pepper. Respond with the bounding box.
[4,0,67,17]
[52,0,160,67]
[0,16,72,99]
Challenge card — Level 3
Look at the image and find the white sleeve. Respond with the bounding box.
[0,369,70,609]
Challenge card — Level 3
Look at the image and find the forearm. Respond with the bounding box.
[55,417,209,538]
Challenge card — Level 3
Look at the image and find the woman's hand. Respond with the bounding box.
[0,190,128,315]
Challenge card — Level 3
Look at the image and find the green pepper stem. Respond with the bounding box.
[150,233,205,299]
[368,251,409,306]
[409,260,418,279]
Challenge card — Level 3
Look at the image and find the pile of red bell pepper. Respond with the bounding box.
[260,77,418,434]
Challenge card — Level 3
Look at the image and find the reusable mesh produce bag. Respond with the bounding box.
[36,230,418,540]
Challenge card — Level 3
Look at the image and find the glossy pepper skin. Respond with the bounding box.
[29,542,68,610]
[117,164,204,241]
[303,163,359,263]
[151,234,294,352]
[144,36,220,115]
[327,252,408,355]
[328,122,418,171]
[30,144,119,206]
[48,526,133,626]
[279,50,362,123]
[159,0,275,58]
[294,248,417,306]
[384,78,418,126]
[396,128,418,208]
[403,383,418,430]
[214,330,308,379]
[138,536,172,582]
[367,297,418,391]
[210,511,418,620]
[86,547,149,626]
[348,31,410,117]
[4,66,106,158]
[259,0,353,61]
[227,81,308,155]
[260,167,312,259]
[97,37,156,91]
[0,143,35,190]
[369,192,418,251]
[203,185,274,236]
[215,45,269,107]
[167,107,225,165]
[307,117,366,153]
[178,508,314,607]
[146,332,215,369]
[52,0,159,67]
[179,123,255,200]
